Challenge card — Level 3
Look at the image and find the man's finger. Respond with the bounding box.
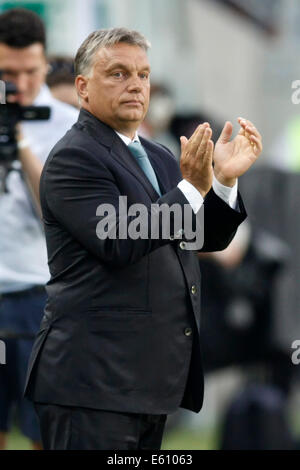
[188,122,210,146]
[238,118,262,141]
[245,124,262,142]
[188,124,203,143]
[250,135,263,154]
[188,124,208,157]
[217,121,233,144]
[238,118,246,136]
[180,136,188,153]
[204,139,214,167]
[196,127,212,160]
[238,117,248,136]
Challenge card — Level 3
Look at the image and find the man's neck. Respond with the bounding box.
[81,105,138,140]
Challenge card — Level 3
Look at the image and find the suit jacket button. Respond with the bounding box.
[191,285,197,295]
[184,327,192,337]
[179,241,186,250]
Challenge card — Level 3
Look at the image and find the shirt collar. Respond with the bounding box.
[115,130,140,146]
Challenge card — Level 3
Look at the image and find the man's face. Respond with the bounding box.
[78,43,151,137]
[0,43,47,105]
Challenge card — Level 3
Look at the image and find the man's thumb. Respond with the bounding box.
[218,121,233,144]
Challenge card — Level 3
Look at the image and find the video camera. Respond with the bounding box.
[0,71,51,193]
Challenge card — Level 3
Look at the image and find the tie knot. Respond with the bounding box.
[128,141,147,160]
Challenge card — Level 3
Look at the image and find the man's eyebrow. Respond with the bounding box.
[2,67,38,74]
[105,62,151,72]
[1,68,17,74]
[140,65,151,72]
[105,62,128,71]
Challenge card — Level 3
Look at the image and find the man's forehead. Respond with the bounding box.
[94,43,150,69]
[0,43,45,67]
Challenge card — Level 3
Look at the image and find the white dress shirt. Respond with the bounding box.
[115,131,238,213]
[0,85,78,293]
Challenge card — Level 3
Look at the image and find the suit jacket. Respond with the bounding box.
[24,108,246,414]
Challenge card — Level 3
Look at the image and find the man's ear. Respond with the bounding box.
[75,75,89,103]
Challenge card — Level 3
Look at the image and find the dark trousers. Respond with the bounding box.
[34,403,167,450]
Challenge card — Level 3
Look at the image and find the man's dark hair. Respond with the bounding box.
[0,8,46,49]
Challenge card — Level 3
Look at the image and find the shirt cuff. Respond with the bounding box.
[212,174,238,210]
[177,179,204,214]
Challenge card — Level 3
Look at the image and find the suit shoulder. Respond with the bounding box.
[46,121,103,162]
[41,124,109,191]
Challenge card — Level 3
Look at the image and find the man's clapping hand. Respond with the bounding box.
[180,123,214,198]
[213,117,263,187]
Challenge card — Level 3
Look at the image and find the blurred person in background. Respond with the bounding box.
[199,223,295,449]
[268,114,300,172]
[200,222,291,380]
[139,83,180,159]
[0,8,78,449]
[237,105,300,448]
[47,55,79,109]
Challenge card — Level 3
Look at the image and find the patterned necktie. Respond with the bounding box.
[128,141,162,196]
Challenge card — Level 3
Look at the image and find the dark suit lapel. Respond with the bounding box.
[77,108,166,201]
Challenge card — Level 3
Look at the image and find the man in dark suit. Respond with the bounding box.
[24,27,262,450]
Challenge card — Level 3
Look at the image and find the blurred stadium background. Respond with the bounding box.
[2,0,300,450]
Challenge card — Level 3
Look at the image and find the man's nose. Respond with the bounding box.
[14,73,30,93]
[127,75,143,92]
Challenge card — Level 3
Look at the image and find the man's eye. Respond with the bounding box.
[112,72,124,78]
[140,73,149,80]
[3,72,15,79]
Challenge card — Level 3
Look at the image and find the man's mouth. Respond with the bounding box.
[122,100,143,106]
[15,93,27,103]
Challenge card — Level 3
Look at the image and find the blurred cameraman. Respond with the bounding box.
[0,8,78,449]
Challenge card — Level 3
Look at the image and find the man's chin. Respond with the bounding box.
[17,93,38,106]
[119,111,144,123]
